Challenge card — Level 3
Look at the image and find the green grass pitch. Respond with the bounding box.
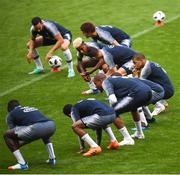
[0,0,180,173]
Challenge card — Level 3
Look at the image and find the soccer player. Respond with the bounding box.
[63,98,135,156]
[93,73,155,139]
[80,44,137,76]
[133,53,174,116]
[80,22,132,47]
[3,100,56,170]
[73,37,108,94]
[26,16,75,78]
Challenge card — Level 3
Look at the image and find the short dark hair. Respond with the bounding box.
[7,99,20,112]
[31,16,42,26]
[80,22,96,33]
[63,104,73,117]
[133,53,146,60]
[93,73,106,82]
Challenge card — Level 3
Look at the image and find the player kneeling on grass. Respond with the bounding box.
[26,16,75,78]
[63,99,135,156]
[132,53,174,116]
[73,37,109,95]
[3,100,56,170]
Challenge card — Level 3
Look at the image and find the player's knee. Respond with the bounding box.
[72,123,80,132]
[61,45,69,51]
[72,123,77,130]
[60,40,70,51]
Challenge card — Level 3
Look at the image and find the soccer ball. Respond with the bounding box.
[153,11,166,21]
[48,55,62,68]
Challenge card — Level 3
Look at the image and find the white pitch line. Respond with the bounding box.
[0,65,67,97]
[132,14,180,38]
[0,14,179,98]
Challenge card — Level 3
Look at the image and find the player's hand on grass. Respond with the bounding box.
[45,52,52,61]
[27,52,34,63]
[80,72,91,81]
[82,75,91,82]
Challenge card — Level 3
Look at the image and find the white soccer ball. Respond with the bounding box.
[48,55,62,68]
[153,11,166,21]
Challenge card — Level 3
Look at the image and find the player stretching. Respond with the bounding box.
[4,100,56,170]
[80,22,132,47]
[26,16,75,77]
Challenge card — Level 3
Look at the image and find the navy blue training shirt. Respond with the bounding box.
[71,99,115,121]
[7,106,51,129]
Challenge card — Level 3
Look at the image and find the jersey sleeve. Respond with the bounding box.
[101,47,116,69]
[96,27,115,44]
[44,21,59,37]
[102,79,115,96]
[30,26,37,38]
[140,61,152,79]
[71,106,81,121]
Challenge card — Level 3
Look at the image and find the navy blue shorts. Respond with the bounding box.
[115,90,152,115]
[163,87,174,99]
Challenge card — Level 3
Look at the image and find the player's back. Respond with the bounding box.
[141,61,174,97]
[45,20,70,36]
[104,76,151,99]
[96,25,130,42]
[73,99,115,118]
[31,20,70,38]
[8,106,50,126]
[102,45,137,66]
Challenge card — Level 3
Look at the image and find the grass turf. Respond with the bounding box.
[0,0,180,173]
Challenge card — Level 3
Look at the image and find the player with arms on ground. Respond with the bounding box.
[133,53,174,116]
[63,98,135,155]
[73,37,109,94]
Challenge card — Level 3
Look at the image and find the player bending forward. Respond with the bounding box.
[26,16,75,78]
[4,100,56,170]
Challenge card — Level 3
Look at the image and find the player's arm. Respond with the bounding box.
[102,79,117,105]
[27,33,37,63]
[6,114,15,129]
[101,48,117,76]
[78,60,91,82]
[71,107,86,153]
[46,33,64,60]
[98,28,119,46]
[87,49,105,74]
[140,61,152,79]
[77,136,85,153]
[96,128,102,146]
[112,40,120,46]
[106,66,118,76]
[77,52,87,74]
[88,58,105,74]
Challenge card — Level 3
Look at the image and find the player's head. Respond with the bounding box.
[73,38,99,57]
[133,53,147,70]
[7,99,20,112]
[80,22,96,37]
[63,104,73,117]
[31,16,43,31]
[93,73,107,91]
